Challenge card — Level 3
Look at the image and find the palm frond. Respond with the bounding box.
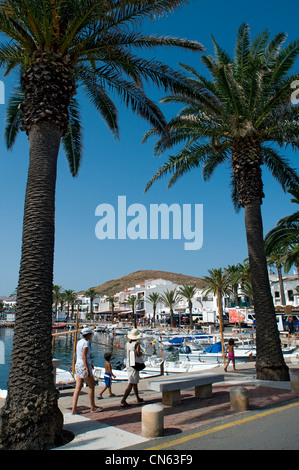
[4,85,24,149]
[62,98,83,177]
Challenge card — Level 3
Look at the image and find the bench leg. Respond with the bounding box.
[162,389,181,406]
[195,383,212,399]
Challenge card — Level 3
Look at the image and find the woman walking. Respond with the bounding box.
[121,329,145,407]
[72,328,102,414]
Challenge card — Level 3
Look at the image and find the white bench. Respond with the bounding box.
[147,372,224,406]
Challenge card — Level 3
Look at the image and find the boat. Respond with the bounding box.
[93,365,162,382]
[165,333,214,347]
[144,357,220,374]
[179,341,256,363]
[0,389,7,399]
[52,323,67,330]
[93,355,220,380]
[94,325,107,333]
[55,367,76,388]
[113,327,131,336]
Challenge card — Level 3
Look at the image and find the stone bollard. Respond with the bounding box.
[142,404,164,438]
[290,371,299,393]
[230,386,249,412]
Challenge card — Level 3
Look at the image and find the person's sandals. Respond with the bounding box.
[120,402,131,407]
[90,407,103,413]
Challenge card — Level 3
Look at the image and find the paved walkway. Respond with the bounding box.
[56,361,299,450]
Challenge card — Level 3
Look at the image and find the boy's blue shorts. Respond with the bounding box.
[104,372,111,386]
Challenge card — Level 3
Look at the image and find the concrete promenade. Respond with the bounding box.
[55,360,299,451]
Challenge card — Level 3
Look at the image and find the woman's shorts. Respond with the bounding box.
[127,367,140,384]
[227,352,235,360]
[75,362,93,379]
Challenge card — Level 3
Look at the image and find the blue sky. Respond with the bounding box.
[0,0,299,296]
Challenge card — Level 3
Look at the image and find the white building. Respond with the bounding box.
[270,273,299,308]
[114,278,220,324]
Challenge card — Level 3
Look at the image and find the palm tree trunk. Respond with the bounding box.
[153,305,156,327]
[244,201,289,381]
[277,265,286,306]
[188,300,193,327]
[170,308,174,328]
[0,123,65,449]
[216,288,226,363]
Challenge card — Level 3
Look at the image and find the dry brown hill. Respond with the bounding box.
[84,270,206,296]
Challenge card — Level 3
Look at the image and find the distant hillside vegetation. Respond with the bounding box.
[83,270,206,296]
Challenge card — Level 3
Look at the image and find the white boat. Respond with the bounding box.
[113,327,131,336]
[144,357,220,374]
[163,333,215,347]
[55,367,76,388]
[94,356,220,380]
[0,389,7,399]
[93,365,162,382]
[94,325,106,332]
[179,341,256,363]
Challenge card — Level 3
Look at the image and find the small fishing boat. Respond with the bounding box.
[165,333,214,347]
[52,323,67,330]
[179,341,256,363]
[113,327,131,336]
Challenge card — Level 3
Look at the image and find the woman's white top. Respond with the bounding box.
[76,338,91,365]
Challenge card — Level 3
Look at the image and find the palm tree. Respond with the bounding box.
[106,295,116,319]
[238,260,254,306]
[202,268,231,362]
[266,250,287,306]
[0,0,203,449]
[225,264,243,308]
[52,285,63,320]
[178,284,197,327]
[64,289,76,320]
[127,295,137,328]
[85,288,98,320]
[265,185,299,276]
[159,289,181,327]
[144,24,299,381]
[146,292,161,327]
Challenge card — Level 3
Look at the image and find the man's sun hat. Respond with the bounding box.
[128,328,142,340]
[81,327,94,336]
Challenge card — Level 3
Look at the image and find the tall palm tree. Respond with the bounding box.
[237,260,254,306]
[159,289,181,327]
[265,185,299,276]
[266,250,287,306]
[146,291,161,327]
[85,288,98,320]
[0,0,203,450]
[225,264,244,307]
[64,289,76,320]
[106,295,116,319]
[52,284,63,320]
[202,268,231,361]
[127,295,137,328]
[178,284,197,327]
[144,24,299,381]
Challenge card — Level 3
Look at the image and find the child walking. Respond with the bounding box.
[98,353,116,398]
[224,338,238,372]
